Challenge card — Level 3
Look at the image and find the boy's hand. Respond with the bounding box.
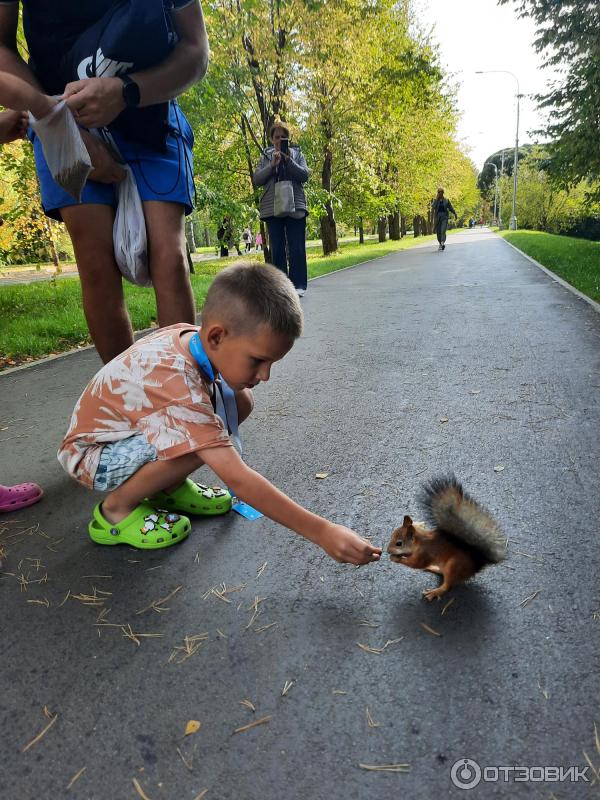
[0,109,28,144]
[318,523,382,566]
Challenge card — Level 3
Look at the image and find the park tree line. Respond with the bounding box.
[0,0,479,265]
[479,0,600,240]
[180,0,478,257]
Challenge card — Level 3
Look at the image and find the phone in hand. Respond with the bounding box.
[280,138,289,155]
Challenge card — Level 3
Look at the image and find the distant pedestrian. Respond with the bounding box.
[431,187,458,251]
[252,121,310,297]
[217,219,229,258]
[254,231,263,252]
[242,226,253,253]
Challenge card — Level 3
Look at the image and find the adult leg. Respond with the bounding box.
[265,217,288,275]
[60,204,134,363]
[435,216,442,245]
[143,201,196,327]
[440,217,448,244]
[284,216,308,290]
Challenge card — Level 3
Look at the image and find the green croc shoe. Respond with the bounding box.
[88,502,191,549]
[149,478,232,516]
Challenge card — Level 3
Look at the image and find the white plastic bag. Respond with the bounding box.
[273,180,295,217]
[28,101,92,202]
[113,163,151,287]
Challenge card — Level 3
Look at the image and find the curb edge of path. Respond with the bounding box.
[5,232,596,378]
[497,233,600,314]
[0,250,397,379]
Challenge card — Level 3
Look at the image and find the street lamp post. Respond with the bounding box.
[484,162,498,224]
[498,149,505,227]
[476,70,521,230]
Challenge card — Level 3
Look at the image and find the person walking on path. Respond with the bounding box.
[242,226,253,253]
[432,187,458,251]
[254,230,263,252]
[0,1,209,364]
[252,122,310,297]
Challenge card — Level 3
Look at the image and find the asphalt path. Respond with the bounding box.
[1,229,599,799]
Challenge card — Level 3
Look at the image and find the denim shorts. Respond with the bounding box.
[32,101,195,220]
[93,435,158,492]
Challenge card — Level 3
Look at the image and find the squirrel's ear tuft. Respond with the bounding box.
[403,515,413,526]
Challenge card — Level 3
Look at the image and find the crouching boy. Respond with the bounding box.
[58,262,381,565]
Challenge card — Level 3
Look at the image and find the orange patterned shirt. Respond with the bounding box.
[58,324,231,488]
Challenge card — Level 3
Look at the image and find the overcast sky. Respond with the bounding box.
[417,0,559,173]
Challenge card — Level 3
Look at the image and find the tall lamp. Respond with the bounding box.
[476,70,521,230]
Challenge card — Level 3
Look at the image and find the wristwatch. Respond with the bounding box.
[120,75,141,109]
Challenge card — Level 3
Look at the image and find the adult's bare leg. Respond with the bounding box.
[60,204,134,363]
[143,201,196,327]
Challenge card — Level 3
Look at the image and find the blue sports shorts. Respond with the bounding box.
[32,101,195,220]
[93,435,158,492]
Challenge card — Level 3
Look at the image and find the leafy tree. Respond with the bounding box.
[0,140,62,266]
[498,0,600,201]
[496,147,600,234]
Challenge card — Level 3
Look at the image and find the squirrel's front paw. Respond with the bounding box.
[422,588,444,601]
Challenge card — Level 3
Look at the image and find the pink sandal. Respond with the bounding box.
[0,483,44,513]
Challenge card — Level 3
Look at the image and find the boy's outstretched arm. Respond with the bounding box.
[201,446,382,566]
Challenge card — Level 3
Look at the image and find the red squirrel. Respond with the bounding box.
[387,475,507,600]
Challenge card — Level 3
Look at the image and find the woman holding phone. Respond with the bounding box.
[252,122,310,296]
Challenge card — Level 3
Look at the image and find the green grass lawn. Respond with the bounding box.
[0,233,440,368]
[500,230,600,304]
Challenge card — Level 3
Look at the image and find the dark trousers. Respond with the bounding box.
[435,215,448,244]
[265,215,308,290]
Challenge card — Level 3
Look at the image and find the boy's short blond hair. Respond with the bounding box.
[202,261,303,340]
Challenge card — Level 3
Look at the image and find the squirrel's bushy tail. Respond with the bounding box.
[419,474,507,566]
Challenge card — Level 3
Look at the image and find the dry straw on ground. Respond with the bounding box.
[66,766,86,790]
[366,708,380,728]
[22,706,58,753]
[132,777,153,800]
[519,589,542,608]
[359,763,410,773]
[233,716,271,734]
[357,637,403,654]
[420,623,442,637]
[136,585,182,615]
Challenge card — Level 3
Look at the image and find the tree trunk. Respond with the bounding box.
[320,206,337,255]
[388,210,400,240]
[203,226,210,247]
[358,216,364,244]
[400,215,406,238]
[320,120,338,255]
[426,209,434,235]
[186,242,195,275]
[413,215,420,237]
[377,217,387,242]
[185,218,196,253]
[44,219,60,271]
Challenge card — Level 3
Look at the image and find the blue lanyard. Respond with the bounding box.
[189,333,241,454]
[189,332,262,521]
